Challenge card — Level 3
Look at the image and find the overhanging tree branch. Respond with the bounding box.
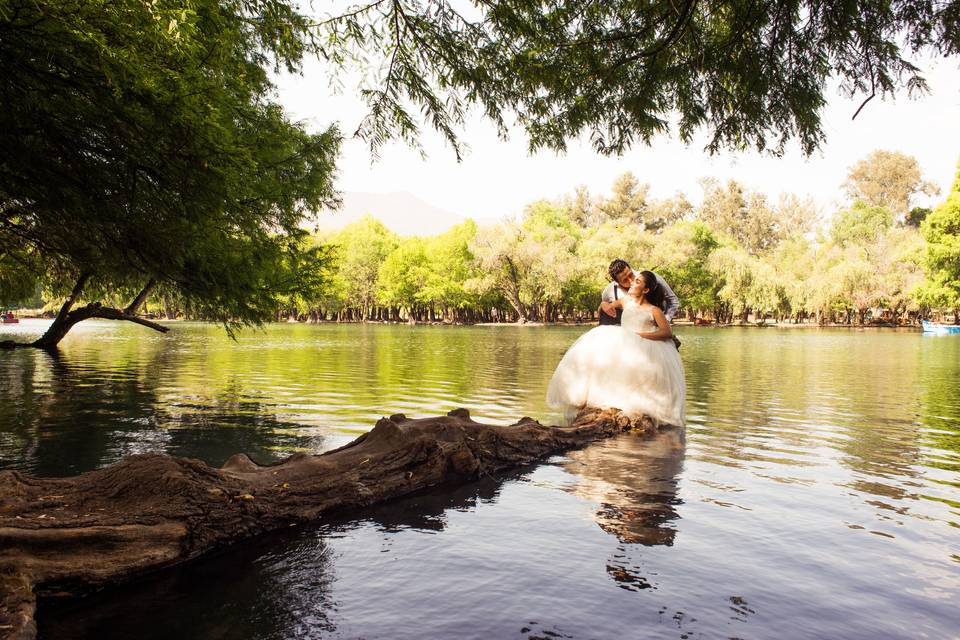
[123,279,157,315]
[90,304,169,332]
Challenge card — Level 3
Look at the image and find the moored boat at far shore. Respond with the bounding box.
[922,320,960,334]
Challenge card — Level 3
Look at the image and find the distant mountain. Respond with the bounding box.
[311,191,467,237]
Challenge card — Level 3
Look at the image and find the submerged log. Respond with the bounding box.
[0,408,658,639]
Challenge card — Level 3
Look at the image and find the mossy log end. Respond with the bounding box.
[0,407,658,639]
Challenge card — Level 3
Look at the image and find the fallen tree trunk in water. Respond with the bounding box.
[0,407,658,639]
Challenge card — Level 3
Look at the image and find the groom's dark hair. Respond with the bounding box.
[608,259,630,282]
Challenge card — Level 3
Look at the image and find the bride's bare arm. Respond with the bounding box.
[638,306,673,340]
[600,299,624,316]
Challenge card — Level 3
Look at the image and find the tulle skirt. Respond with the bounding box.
[546,326,686,426]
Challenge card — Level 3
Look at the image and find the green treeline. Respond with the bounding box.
[281,150,960,325]
[5,1,960,347]
[7,151,960,328]
[5,0,960,348]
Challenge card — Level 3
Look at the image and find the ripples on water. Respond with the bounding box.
[2,320,959,638]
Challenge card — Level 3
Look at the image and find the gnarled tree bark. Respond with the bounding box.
[0,277,169,351]
[0,407,661,639]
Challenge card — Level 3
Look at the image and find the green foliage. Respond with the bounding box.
[653,222,720,314]
[73,141,936,330]
[327,217,399,313]
[591,172,692,233]
[830,201,895,248]
[1,0,339,336]
[709,244,756,315]
[307,155,955,325]
[319,1,959,156]
[844,150,939,217]
[5,0,958,338]
[770,235,816,315]
[913,279,960,310]
[598,173,649,224]
[881,228,926,312]
[420,221,481,311]
[372,220,482,316]
[377,237,430,310]
[907,207,932,228]
[644,194,694,234]
[698,179,781,255]
[920,163,960,308]
[0,245,41,307]
[469,202,585,321]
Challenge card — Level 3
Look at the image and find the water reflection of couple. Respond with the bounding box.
[547,259,686,427]
[565,427,686,546]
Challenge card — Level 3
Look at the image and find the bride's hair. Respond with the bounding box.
[636,270,666,308]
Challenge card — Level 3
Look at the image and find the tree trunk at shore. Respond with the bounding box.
[0,407,660,640]
[0,277,169,351]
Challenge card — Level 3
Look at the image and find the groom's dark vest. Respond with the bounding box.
[598,285,624,326]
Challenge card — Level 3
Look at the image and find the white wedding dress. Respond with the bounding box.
[546,297,686,426]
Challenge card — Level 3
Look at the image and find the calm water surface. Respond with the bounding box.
[1,320,958,639]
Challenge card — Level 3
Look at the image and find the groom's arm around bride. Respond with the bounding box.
[599,259,681,349]
[599,260,679,323]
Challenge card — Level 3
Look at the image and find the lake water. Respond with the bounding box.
[2,320,959,639]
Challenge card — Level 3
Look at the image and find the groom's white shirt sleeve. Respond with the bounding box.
[600,281,617,304]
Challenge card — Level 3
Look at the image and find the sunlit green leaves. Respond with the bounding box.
[319,0,958,156]
[920,162,960,310]
[0,0,340,332]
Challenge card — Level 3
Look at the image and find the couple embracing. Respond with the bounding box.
[546,259,686,428]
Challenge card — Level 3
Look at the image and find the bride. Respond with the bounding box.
[546,270,686,427]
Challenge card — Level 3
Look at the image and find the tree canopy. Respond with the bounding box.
[321,0,960,156]
[844,150,940,218]
[3,0,960,345]
[919,163,960,311]
[280,151,947,326]
[1,0,339,346]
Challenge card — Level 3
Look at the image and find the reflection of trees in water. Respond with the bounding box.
[683,330,829,471]
[0,347,326,476]
[688,329,928,483]
[917,338,960,473]
[0,348,170,476]
[159,376,328,467]
[0,348,43,470]
[687,329,960,537]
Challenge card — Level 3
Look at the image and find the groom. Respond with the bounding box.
[599,258,680,332]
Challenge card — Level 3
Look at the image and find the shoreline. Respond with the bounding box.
[474,321,928,329]
[3,316,942,331]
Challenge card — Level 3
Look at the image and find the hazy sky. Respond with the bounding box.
[275,56,960,222]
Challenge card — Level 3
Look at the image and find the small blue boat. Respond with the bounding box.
[922,320,960,334]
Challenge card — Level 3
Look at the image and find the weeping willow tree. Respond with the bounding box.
[2,0,958,347]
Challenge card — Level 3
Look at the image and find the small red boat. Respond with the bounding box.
[1,310,19,324]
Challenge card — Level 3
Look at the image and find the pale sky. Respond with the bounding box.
[274,56,960,222]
